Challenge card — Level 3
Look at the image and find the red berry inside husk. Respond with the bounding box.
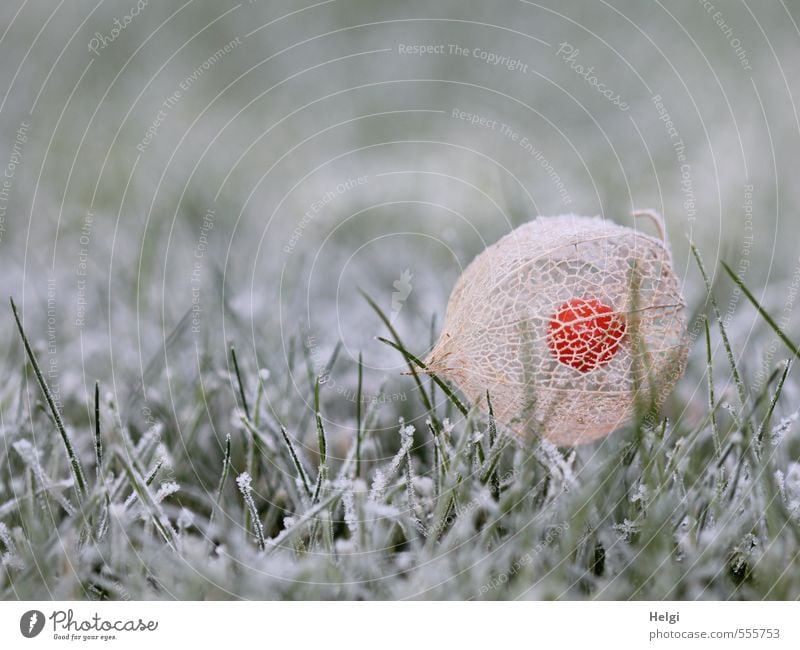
[547,298,627,373]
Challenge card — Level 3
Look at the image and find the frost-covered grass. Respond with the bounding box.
[1,0,799,601]
[2,260,800,601]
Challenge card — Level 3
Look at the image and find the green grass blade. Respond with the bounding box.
[207,433,232,540]
[94,381,103,485]
[356,351,363,479]
[721,261,800,359]
[281,425,312,499]
[484,391,501,498]
[10,297,87,501]
[312,378,327,504]
[115,449,176,549]
[359,290,440,421]
[376,336,468,417]
[236,472,266,551]
[703,317,721,457]
[230,345,251,421]
[757,360,792,448]
[690,246,752,434]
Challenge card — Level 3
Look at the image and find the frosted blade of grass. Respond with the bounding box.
[486,391,497,447]
[480,435,507,487]
[339,480,359,541]
[280,425,312,499]
[485,391,500,498]
[721,261,800,359]
[322,341,342,380]
[265,491,340,554]
[404,456,426,537]
[690,246,751,434]
[115,449,176,549]
[94,381,103,485]
[321,510,334,554]
[429,313,438,408]
[334,416,364,483]
[369,420,414,502]
[238,416,278,454]
[253,368,273,429]
[237,414,279,537]
[284,336,296,397]
[300,333,316,394]
[236,472,266,551]
[12,440,76,517]
[0,521,17,556]
[703,318,721,457]
[757,360,792,448]
[428,418,449,474]
[230,345,251,421]
[428,420,442,498]
[472,433,486,466]
[207,433,232,539]
[376,336,468,417]
[243,433,255,537]
[356,352,363,479]
[311,378,327,504]
[425,471,463,548]
[10,297,87,501]
[0,498,21,519]
[103,427,162,504]
[124,458,164,509]
[315,378,327,466]
[360,290,445,423]
[154,481,180,504]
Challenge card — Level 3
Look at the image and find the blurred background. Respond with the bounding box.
[1,0,798,456]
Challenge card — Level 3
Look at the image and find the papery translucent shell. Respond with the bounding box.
[425,213,688,446]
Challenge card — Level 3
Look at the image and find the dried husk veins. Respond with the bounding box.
[425,214,688,446]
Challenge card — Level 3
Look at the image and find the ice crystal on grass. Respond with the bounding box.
[177,508,195,530]
[237,472,266,550]
[771,410,799,446]
[630,483,648,504]
[780,464,800,515]
[612,518,640,540]
[0,522,22,569]
[236,472,251,493]
[0,523,13,552]
[536,440,576,485]
[368,470,387,503]
[369,419,415,502]
[337,478,361,541]
[155,482,180,504]
[12,440,76,516]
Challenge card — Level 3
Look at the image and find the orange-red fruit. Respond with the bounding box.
[547,298,627,373]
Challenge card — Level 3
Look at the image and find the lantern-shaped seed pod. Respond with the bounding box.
[425,212,688,446]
